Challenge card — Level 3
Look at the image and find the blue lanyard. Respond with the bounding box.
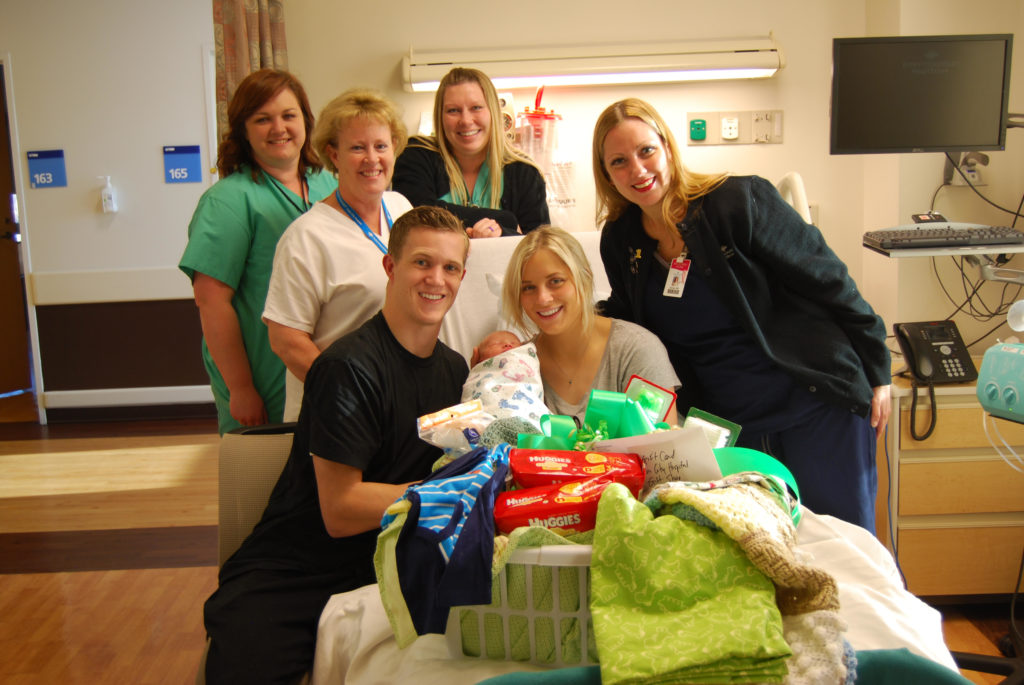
[335,190,391,254]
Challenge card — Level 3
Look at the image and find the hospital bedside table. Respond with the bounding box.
[876,368,1024,597]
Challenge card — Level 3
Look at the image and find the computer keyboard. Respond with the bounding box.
[863,223,1024,251]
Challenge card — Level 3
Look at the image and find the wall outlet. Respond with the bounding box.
[686,110,784,145]
[752,110,784,143]
[689,118,707,141]
[721,116,739,140]
[951,166,987,187]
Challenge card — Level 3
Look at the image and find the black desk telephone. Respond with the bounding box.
[893,320,977,384]
[893,320,977,440]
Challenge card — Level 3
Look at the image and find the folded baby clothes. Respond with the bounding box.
[374,503,416,646]
[645,475,839,615]
[645,475,849,684]
[590,483,791,685]
[377,444,510,641]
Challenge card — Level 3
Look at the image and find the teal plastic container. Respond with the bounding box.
[714,446,801,525]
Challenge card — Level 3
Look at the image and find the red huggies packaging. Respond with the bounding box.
[494,476,615,535]
[509,448,645,496]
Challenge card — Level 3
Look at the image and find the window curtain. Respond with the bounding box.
[212,0,289,146]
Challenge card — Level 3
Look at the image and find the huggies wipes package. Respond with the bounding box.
[508,448,645,494]
[494,448,645,535]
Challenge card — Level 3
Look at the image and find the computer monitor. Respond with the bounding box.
[830,34,1013,155]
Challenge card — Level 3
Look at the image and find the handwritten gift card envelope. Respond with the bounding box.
[593,426,722,497]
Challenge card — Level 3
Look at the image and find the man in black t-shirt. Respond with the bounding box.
[203,206,471,685]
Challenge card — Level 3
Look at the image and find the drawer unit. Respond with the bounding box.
[899,458,1024,515]
[897,523,1024,596]
[899,405,1024,451]
[881,374,1024,597]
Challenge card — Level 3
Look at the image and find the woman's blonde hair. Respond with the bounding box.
[409,68,540,209]
[592,98,728,229]
[311,88,408,175]
[501,226,596,336]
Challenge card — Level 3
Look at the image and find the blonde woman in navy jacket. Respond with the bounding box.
[592,98,890,531]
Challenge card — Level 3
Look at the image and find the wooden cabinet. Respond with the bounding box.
[879,374,1024,596]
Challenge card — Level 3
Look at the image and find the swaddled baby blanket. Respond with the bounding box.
[462,342,550,429]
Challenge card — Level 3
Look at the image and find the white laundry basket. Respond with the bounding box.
[445,544,597,667]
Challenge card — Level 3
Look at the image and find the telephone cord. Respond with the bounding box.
[908,380,937,441]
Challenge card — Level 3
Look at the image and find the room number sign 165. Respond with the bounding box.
[163,145,202,184]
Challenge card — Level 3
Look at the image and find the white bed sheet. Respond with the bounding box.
[311,509,958,684]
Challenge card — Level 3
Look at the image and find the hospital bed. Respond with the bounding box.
[211,176,967,683]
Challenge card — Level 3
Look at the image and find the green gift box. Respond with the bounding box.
[517,389,658,450]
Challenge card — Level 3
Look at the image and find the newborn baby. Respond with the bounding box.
[463,330,550,431]
[473,330,522,365]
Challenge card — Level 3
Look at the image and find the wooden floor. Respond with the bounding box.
[0,394,218,684]
[0,392,1017,684]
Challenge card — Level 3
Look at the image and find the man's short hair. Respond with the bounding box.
[388,206,470,262]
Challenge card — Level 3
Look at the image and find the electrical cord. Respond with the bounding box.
[929,182,945,212]
[882,422,907,587]
[1010,548,1023,657]
[924,155,1024,335]
[1013,192,1024,231]
[943,152,1024,219]
[936,257,1020,321]
[965,318,1019,349]
[982,413,1024,474]
[951,546,1024,678]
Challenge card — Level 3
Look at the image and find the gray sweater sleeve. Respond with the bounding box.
[597,319,680,394]
[544,319,680,423]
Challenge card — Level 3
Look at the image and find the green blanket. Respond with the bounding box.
[590,483,792,685]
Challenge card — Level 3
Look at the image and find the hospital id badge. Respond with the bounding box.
[663,256,690,298]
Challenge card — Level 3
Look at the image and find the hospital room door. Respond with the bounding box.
[0,62,33,405]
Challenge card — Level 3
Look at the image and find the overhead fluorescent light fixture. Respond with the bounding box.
[402,36,784,93]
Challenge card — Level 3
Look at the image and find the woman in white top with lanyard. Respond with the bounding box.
[263,88,413,420]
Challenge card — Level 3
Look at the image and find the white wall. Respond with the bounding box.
[287,0,1023,356]
[1,0,1022,385]
[288,0,869,279]
[0,0,214,304]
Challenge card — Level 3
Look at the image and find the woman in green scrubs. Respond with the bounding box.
[179,69,335,434]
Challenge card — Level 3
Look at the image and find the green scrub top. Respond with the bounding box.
[440,159,502,208]
[179,165,336,434]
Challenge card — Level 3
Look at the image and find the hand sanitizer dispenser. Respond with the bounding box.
[98,175,118,213]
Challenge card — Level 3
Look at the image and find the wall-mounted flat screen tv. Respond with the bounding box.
[830,34,1013,154]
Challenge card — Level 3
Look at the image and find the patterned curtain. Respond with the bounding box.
[212,0,289,146]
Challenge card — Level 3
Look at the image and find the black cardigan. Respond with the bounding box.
[599,175,890,417]
[393,138,549,235]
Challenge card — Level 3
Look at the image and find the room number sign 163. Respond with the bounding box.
[27,149,67,188]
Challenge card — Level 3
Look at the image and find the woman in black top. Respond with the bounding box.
[393,67,549,237]
[592,97,891,531]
